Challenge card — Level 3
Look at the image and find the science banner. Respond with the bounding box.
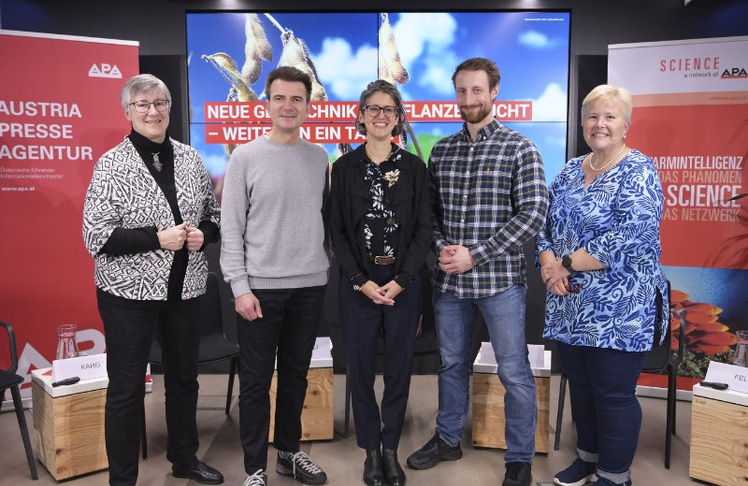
[0,30,138,406]
[609,36,748,391]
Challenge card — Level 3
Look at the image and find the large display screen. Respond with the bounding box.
[185,11,571,196]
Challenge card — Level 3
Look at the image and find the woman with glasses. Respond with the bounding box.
[330,80,431,486]
[83,74,223,486]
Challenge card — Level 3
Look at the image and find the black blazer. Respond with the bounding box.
[330,143,432,287]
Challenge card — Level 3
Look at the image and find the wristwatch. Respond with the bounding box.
[561,255,577,274]
[351,273,366,291]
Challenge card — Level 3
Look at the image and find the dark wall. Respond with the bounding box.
[3,0,746,159]
[6,0,747,58]
[2,0,747,372]
[572,55,607,157]
[139,55,189,142]
[4,0,747,155]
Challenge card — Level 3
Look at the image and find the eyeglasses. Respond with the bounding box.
[362,105,399,118]
[129,100,170,113]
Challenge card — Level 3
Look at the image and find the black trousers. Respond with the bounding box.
[339,263,421,451]
[97,288,200,486]
[236,285,326,475]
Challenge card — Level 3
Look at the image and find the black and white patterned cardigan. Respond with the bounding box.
[83,136,221,301]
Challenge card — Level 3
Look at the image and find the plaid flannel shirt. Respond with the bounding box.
[430,119,548,298]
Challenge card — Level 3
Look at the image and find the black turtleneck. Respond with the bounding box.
[129,129,181,223]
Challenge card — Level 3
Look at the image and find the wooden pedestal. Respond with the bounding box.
[471,349,551,453]
[689,384,748,486]
[269,367,334,442]
[471,374,550,453]
[267,339,334,442]
[31,370,109,480]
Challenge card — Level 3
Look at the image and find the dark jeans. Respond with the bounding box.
[556,341,646,475]
[339,263,422,451]
[97,288,200,486]
[236,285,326,475]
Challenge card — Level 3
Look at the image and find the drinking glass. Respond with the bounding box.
[733,330,748,367]
[56,323,79,360]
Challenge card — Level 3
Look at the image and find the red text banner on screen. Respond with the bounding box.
[203,100,533,144]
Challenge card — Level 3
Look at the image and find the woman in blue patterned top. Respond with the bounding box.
[535,84,669,486]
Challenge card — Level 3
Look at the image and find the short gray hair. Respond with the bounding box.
[120,74,171,112]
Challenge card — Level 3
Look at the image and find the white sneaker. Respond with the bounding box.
[242,469,267,486]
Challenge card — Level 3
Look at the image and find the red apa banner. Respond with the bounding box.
[0,30,139,403]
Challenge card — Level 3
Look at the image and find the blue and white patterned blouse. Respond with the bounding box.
[535,149,669,352]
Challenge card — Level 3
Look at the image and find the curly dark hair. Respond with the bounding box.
[355,79,406,136]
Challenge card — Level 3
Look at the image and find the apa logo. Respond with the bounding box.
[89,63,123,79]
[721,67,748,79]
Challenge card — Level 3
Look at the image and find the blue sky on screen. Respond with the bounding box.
[186,11,570,181]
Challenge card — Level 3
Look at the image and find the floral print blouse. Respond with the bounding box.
[363,148,402,257]
[535,149,670,352]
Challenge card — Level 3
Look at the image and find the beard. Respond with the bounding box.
[458,103,493,124]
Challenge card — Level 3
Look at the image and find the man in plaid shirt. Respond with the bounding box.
[406,58,548,486]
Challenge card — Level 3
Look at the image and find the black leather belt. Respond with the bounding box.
[367,254,396,265]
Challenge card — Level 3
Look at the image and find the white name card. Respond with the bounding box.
[704,360,748,395]
[311,336,333,360]
[52,352,107,382]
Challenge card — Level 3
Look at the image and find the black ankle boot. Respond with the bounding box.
[363,449,385,486]
[382,448,406,486]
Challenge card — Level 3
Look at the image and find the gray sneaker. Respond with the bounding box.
[276,451,327,485]
[242,469,267,486]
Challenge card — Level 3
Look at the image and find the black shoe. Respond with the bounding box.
[363,449,386,486]
[382,449,406,486]
[172,461,224,484]
[503,462,532,486]
[406,434,463,470]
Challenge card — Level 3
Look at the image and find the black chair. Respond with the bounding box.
[553,295,686,470]
[639,304,687,469]
[0,321,39,480]
[142,272,240,458]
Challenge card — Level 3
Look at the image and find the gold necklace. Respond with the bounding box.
[588,144,626,171]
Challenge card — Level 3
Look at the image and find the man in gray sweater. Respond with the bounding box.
[220,66,330,486]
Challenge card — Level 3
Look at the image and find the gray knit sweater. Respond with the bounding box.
[220,135,330,298]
